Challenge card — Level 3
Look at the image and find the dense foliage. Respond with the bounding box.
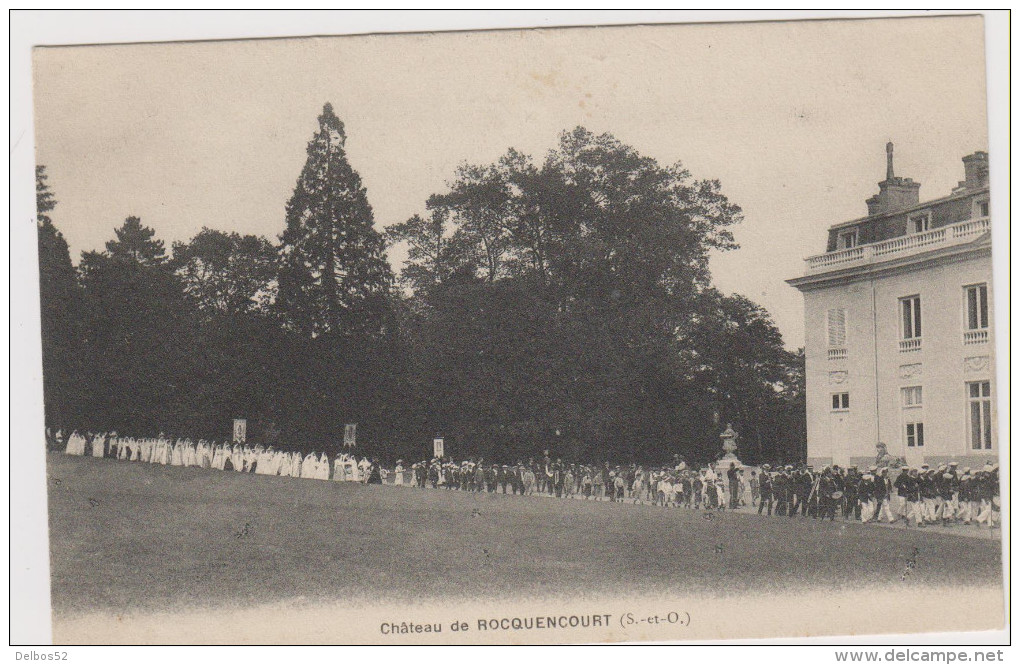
[36,107,805,464]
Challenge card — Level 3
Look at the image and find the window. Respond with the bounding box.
[826,308,847,347]
[974,199,989,218]
[908,212,931,234]
[900,296,922,339]
[831,393,850,411]
[901,386,923,407]
[964,284,989,330]
[905,422,924,447]
[967,381,992,450]
[836,229,858,249]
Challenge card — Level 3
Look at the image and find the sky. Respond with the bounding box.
[32,15,989,349]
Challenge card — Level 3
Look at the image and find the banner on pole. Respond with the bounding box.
[344,423,357,448]
[433,437,444,458]
[232,419,247,444]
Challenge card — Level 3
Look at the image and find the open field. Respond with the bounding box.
[46,452,1003,620]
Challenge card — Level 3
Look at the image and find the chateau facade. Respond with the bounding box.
[788,145,995,469]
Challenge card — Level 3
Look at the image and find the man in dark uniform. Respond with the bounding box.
[553,459,565,498]
[858,470,875,521]
[873,467,890,522]
[919,466,938,526]
[894,468,920,526]
[817,468,837,521]
[799,466,815,517]
[843,467,860,521]
[367,458,382,484]
[758,465,773,516]
[788,466,802,517]
[943,462,961,524]
[773,469,788,516]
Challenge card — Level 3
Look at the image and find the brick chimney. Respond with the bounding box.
[959,151,989,189]
[866,142,921,216]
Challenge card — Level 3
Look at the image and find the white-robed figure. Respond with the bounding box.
[301,451,318,479]
[117,436,131,460]
[64,430,86,456]
[285,450,300,477]
[183,440,198,467]
[158,436,172,465]
[270,450,285,476]
[170,439,184,466]
[277,450,292,477]
[148,436,161,464]
[196,440,211,468]
[394,461,405,486]
[211,443,225,470]
[358,457,371,483]
[316,453,331,480]
[340,453,358,481]
[91,432,107,458]
[333,455,346,481]
[230,444,244,471]
[255,447,274,475]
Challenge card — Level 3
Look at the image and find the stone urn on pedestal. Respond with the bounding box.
[719,423,743,469]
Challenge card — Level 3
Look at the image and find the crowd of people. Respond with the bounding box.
[404,456,1000,529]
[55,429,1001,530]
[56,430,384,482]
[751,461,1001,529]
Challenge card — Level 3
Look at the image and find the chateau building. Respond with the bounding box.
[788,145,994,469]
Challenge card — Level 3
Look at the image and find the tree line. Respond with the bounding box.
[37,103,805,465]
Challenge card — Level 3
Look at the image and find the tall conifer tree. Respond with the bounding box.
[277,103,393,338]
[36,165,84,431]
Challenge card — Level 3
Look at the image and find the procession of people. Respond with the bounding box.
[52,426,1001,532]
[54,429,383,483]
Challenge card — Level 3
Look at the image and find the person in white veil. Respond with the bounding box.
[302,451,318,479]
[62,431,76,455]
[317,452,330,480]
[76,431,88,456]
[255,447,271,475]
[170,439,184,466]
[91,432,107,458]
[182,440,195,466]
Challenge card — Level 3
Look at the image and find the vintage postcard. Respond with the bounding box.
[24,13,1005,645]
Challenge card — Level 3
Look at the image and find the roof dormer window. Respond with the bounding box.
[836,228,858,249]
[907,211,931,234]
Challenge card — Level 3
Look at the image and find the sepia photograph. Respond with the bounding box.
[12,10,1008,648]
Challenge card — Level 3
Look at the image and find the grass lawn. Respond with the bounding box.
[47,453,1002,616]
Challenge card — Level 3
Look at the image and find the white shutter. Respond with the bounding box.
[827,308,846,347]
